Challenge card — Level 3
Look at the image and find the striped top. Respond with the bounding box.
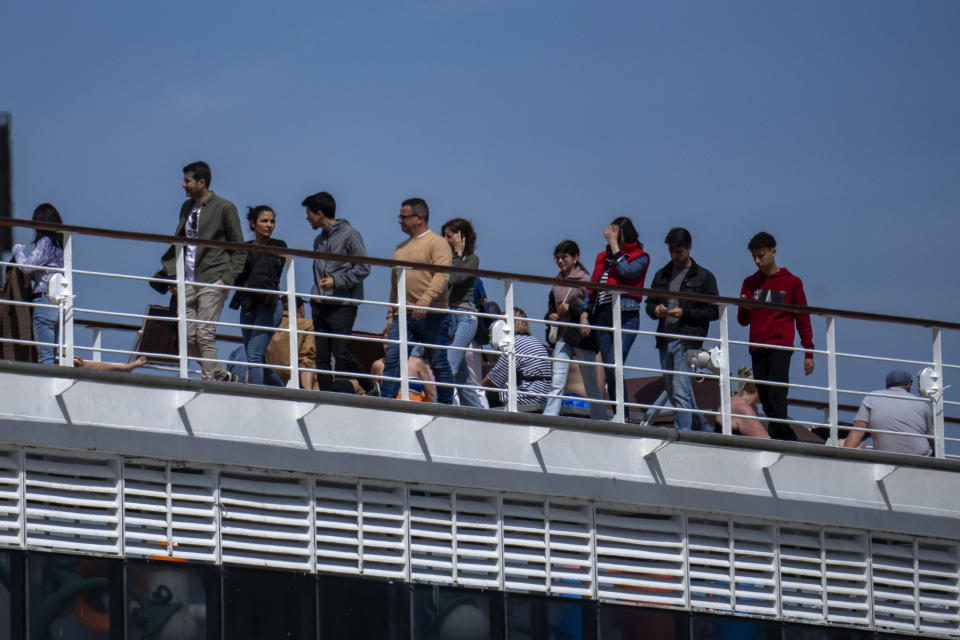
[486,334,552,406]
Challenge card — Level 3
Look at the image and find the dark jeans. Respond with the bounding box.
[312,302,373,393]
[751,348,796,441]
[593,304,640,418]
[380,313,454,404]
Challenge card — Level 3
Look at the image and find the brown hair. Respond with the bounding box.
[736,366,757,395]
[513,307,530,335]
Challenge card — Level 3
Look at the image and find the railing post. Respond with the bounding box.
[285,256,299,389]
[175,244,188,379]
[612,292,625,423]
[398,267,409,401]
[826,316,839,447]
[61,232,74,366]
[719,305,732,436]
[91,328,102,362]
[505,280,517,412]
[932,328,945,459]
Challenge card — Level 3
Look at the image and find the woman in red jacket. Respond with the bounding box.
[579,217,649,418]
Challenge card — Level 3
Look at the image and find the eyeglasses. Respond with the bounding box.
[398,213,420,221]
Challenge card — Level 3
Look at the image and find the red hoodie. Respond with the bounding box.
[737,268,814,358]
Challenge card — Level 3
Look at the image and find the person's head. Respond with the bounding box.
[736,366,759,401]
[609,216,640,246]
[748,231,778,274]
[513,307,531,335]
[553,239,584,275]
[399,197,429,235]
[440,218,476,255]
[182,161,211,200]
[885,369,912,391]
[664,227,692,269]
[302,192,336,229]
[247,205,276,241]
[31,203,64,248]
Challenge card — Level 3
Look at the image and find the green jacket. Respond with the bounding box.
[160,192,246,285]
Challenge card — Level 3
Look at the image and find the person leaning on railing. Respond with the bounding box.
[12,203,65,365]
[483,308,552,408]
[440,217,483,408]
[228,205,286,387]
[841,369,934,456]
[380,197,455,404]
[579,217,650,419]
[159,161,245,382]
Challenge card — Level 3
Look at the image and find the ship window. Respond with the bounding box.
[318,574,409,640]
[127,559,219,640]
[599,603,689,639]
[506,592,597,640]
[0,550,25,640]
[691,613,780,639]
[223,566,315,640]
[27,552,123,640]
[784,621,874,638]
[413,583,503,640]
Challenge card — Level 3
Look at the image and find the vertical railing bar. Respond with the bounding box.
[307,476,317,574]
[398,268,409,401]
[451,491,458,583]
[719,305,732,436]
[285,256,299,389]
[612,292,625,423]
[356,481,364,574]
[505,280,517,412]
[826,316,839,447]
[61,232,74,366]
[932,328,945,459]
[165,463,173,557]
[17,449,26,549]
[116,459,125,557]
[175,244,188,379]
[91,328,102,362]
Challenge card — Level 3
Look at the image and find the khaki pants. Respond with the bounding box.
[185,283,229,380]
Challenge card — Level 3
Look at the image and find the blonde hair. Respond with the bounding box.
[513,307,530,335]
[737,366,757,395]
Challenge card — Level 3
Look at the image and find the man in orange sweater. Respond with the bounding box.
[379,197,455,403]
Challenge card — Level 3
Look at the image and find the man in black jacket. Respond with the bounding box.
[645,227,719,431]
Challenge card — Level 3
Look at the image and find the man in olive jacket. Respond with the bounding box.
[160,161,245,381]
[645,227,719,431]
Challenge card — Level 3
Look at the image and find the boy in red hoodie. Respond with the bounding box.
[737,232,814,440]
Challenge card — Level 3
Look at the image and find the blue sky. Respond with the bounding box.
[2,1,958,418]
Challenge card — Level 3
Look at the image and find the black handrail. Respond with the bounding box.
[3,217,960,331]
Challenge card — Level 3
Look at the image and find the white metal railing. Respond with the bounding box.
[0,218,957,460]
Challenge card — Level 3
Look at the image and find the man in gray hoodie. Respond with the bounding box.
[303,191,373,393]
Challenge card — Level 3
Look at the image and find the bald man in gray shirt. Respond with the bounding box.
[843,369,934,456]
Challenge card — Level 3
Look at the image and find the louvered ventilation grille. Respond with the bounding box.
[824,530,869,626]
[594,509,685,607]
[548,501,592,597]
[454,492,500,589]
[917,540,960,636]
[0,451,21,546]
[502,497,547,592]
[688,517,732,611]
[731,521,776,617]
[23,453,120,554]
[409,489,454,583]
[359,482,406,578]
[872,535,918,634]
[779,526,824,623]
[314,479,360,574]
[219,473,312,570]
[0,448,958,637]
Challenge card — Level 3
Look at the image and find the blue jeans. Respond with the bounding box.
[658,339,711,431]
[33,294,58,365]
[594,305,640,416]
[542,338,608,420]
[241,300,283,386]
[380,313,454,404]
[447,307,482,408]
